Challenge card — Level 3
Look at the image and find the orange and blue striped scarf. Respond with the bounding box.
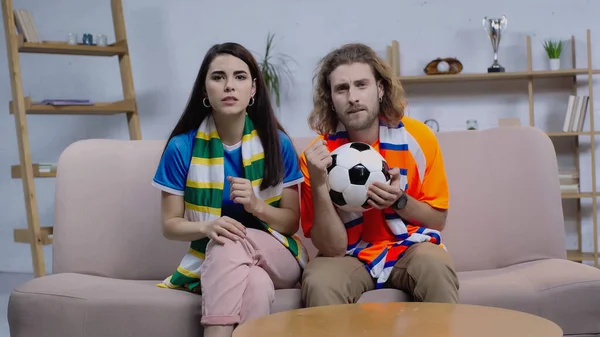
[324,119,446,288]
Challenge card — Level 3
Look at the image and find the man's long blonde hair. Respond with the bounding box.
[308,43,407,135]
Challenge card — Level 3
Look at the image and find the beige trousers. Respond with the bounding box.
[301,242,460,306]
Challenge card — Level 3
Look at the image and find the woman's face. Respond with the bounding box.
[205,54,256,116]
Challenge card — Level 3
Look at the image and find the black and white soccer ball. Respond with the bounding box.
[326,142,391,213]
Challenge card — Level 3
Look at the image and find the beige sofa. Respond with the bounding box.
[7,126,600,337]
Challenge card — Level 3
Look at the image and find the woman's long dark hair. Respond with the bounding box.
[164,42,286,190]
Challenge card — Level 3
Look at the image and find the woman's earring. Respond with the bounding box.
[202,97,211,108]
[379,96,383,103]
[248,96,255,106]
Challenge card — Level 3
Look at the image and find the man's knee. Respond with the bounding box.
[301,256,372,307]
[301,257,346,305]
[411,242,454,268]
[405,243,460,302]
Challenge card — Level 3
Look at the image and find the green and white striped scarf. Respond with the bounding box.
[158,113,309,292]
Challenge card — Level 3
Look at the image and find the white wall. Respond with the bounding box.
[0,0,599,273]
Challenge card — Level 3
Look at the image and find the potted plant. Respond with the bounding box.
[257,32,295,109]
[543,39,563,71]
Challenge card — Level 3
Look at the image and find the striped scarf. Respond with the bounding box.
[157,114,309,292]
[325,119,445,288]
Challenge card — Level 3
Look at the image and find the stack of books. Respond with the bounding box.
[562,95,590,132]
[560,170,579,194]
[13,9,40,43]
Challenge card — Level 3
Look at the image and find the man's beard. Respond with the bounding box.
[339,105,378,131]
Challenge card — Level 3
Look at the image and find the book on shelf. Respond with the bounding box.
[559,170,579,194]
[561,184,579,194]
[37,99,93,106]
[562,95,589,132]
[36,163,57,173]
[12,9,40,43]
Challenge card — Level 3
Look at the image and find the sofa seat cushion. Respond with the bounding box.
[458,258,600,335]
[358,288,412,303]
[7,273,302,337]
[8,273,203,337]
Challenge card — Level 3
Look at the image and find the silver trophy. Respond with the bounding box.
[483,15,508,72]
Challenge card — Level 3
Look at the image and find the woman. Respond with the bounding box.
[152,42,308,337]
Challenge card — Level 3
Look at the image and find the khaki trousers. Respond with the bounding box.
[301,242,460,307]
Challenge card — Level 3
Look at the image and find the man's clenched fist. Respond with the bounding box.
[305,139,332,186]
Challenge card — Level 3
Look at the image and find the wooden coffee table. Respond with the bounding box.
[233,302,563,337]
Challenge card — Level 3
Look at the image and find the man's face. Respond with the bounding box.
[329,62,383,131]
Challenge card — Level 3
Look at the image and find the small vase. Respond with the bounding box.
[549,58,560,71]
[466,119,478,130]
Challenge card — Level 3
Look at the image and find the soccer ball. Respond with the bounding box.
[326,142,391,213]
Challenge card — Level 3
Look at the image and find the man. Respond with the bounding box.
[299,43,459,307]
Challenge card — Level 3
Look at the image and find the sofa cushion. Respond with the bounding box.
[53,139,193,280]
[358,288,411,303]
[458,258,600,335]
[8,273,203,337]
[10,257,600,337]
[7,273,303,337]
[7,272,411,337]
[436,128,568,272]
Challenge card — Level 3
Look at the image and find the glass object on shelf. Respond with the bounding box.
[97,34,107,47]
[82,33,93,45]
[467,119,478,130]
[67,33,77,45]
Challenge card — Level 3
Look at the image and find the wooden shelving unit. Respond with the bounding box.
[10,164,56,179]
[1,0,142,277]
[9,96,136,115]
[387,29,598,267]
[17,35,128,56]
[399,68,600,84]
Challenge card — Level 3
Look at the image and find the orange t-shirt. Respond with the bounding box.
[299,116,449,243]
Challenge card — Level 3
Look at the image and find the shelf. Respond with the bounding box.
[9,97,136,115]
[2,0,142,278]
[398,68,600,84]
[567,250,598,261]
[13,226,53,245]
[547,131,600,137]
[17,35,128,56]
[11,163,56,179]
[387,31,600,269]
[562,192,597,199]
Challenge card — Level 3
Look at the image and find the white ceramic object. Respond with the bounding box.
[549,58,560,71]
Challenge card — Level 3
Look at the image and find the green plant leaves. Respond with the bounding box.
[543,39,563,59]
[258,32,296,107]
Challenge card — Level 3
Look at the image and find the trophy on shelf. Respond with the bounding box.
[482,15,508,73]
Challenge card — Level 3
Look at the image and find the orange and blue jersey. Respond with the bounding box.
[299,115,449,287]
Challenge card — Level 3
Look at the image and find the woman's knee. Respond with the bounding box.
[204,235,252,265]
[199,237,254,297]
[245,229,302,289]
